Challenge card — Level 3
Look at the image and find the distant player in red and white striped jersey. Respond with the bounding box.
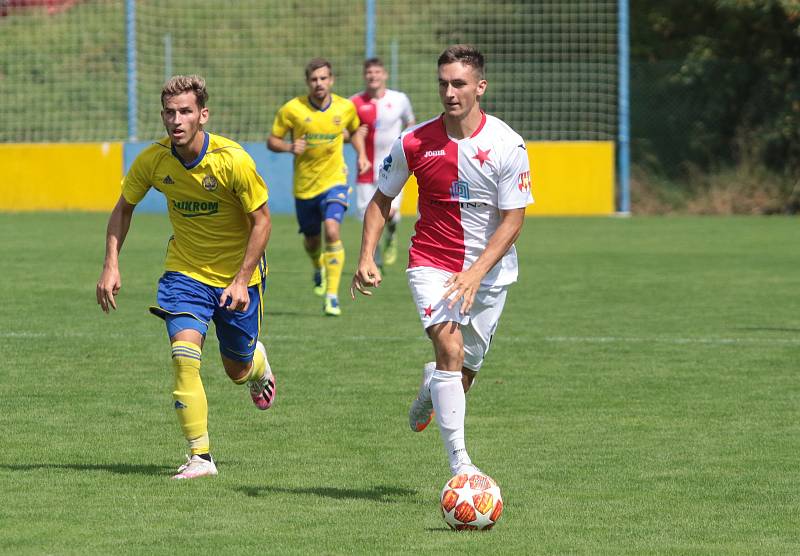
[351,45,533,477]
[350,58,415,266]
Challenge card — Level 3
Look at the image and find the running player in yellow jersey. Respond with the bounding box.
[268,58,370,316]
[96,75,275,480]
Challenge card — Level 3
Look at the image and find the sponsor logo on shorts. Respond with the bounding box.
[202,174,219,191]
[423,304,433,318]
[174,400,187,409]
[162,175,175,184]
[424,149,445,158]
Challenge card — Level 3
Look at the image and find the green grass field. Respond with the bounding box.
[1,213,798,554]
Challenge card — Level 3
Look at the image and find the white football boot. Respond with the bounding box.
[172,454,218,480]
[408,362,436,432]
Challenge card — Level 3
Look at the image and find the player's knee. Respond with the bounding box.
[220,352,252,383]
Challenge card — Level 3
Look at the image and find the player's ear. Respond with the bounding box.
[199,107,209,125]
[476,79,488,97]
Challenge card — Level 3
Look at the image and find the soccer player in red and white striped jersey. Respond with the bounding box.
[351,45,533,477]
[350,58,415,265]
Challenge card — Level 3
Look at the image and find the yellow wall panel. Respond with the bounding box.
[400,141,615,216]
[0,143,122,211]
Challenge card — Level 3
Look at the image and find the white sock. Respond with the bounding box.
[417,362,436,403]
[430,369,471,473]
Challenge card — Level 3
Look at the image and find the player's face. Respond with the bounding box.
[364,65,387,91]
[306,66,334,104]
[161,92,209,148]
[438,62,487,120]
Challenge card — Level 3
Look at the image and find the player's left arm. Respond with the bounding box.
[219,155,271,312]
[401,94,416,129]
[345,103,371,175]
[219,203,271,312]
[443,139,532,313]
[442,208,525,314]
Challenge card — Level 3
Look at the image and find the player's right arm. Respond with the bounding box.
[351,190,393,298]
[351,136,410,299]
[267,103,306,155]
[96,195,136,313]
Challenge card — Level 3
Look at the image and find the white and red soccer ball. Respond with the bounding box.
[440,471,503,530]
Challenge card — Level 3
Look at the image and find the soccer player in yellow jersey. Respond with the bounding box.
[96,75,275,480]
[268,58,370,316]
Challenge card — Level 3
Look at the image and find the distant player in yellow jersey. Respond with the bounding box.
[96,75,275,480]
[268,58,370,316]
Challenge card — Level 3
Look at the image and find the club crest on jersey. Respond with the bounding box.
[333,116,342,126]
[450,179,470,201]
[518,171,532,193]
[202,174,219,191]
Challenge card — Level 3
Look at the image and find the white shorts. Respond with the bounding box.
[407,266,508,372]
[355,182,403,221]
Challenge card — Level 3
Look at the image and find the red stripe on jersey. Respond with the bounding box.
[404,116,465,273]
[351,92,376,183]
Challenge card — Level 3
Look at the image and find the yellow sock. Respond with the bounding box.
[323,241,344,297]
[171,341,209,456]
[231,346,266,384]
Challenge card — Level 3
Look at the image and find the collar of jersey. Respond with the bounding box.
[307,96,332,112]
[440,111,487,141]
[171,131,209,169]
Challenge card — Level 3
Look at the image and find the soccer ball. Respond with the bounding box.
[440,471,503,530]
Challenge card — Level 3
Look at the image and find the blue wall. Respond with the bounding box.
[124,141,358,214]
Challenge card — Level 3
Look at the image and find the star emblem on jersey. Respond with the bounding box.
[423,304,433,318]
[162,175,175,184]
[472,147,491,167]
[202,174,218,191]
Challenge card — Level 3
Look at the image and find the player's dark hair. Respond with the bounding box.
[437,44,485,79]
[161,75,209,109]
[363,57,384,71]
[305,58,333,80]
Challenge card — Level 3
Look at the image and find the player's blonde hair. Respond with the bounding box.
[161,75,209,108]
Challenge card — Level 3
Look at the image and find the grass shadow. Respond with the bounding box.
[0,463,171,475]
[235,484,418,503]
[733,326,800,333]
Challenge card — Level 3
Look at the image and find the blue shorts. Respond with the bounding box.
[149,271,266,362]
[295,185,349,237]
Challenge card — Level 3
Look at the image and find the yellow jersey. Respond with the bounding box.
[122,132,269,287]
[270,94,360,199]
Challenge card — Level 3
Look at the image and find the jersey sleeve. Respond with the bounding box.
[270,104,292,138]
[377,136,410,198]
[497,141,534,209]
[233,151,269,213]
[120,152,153,205]
[344,100,361,133]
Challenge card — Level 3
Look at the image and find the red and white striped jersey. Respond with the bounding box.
[378,112,533,286]
[350,89,415,184]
